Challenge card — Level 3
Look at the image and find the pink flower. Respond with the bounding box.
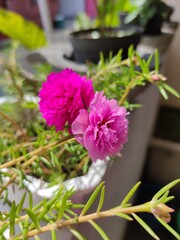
[39,68,95,131]
[72,91,128,162]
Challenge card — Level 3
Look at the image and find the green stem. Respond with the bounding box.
[6,41,24,100]
[0,111,28,140]
[91,59,130,82]
[118,79,135,106]
[0,135,74,170]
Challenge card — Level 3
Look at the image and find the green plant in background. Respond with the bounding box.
[94,0,135,29]
[0,8,47,50]
[125,0,173,29]
[74,0,136,31]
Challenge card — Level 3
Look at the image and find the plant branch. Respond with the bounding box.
[1,142,36,157]
[118,79,135,106]
[91,60,128,82]
[10,202,151,239]
[0,111,28,140]
[0,135,74,170]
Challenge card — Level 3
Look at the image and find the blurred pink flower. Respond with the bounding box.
[72,91,128,162]
[39,68,95,131]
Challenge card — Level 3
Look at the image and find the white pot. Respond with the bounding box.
[6,159,109,202]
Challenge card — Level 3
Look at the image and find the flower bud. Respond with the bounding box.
[151,74,167,82]
[151,74,160,81]
[151,203,174,223]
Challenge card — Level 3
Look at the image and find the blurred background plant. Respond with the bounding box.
[125,0,174,35]
[74,0,136,31]
[74,0,174,36]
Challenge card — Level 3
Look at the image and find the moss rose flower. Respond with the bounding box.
[72,91,128,162]
[39,68,95,131]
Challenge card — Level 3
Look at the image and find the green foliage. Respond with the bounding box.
[125,0,173,27]
[152,179,180,202]
[0,8,47,50]
[0,180,179,239]
[74,0,137,31]
[74,13,93,30]
[25,209,40,230]
[87,47,179,108]
[0,47,179,197]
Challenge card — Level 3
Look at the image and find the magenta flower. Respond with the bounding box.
[72,91,129,162]
[39,68,95,131]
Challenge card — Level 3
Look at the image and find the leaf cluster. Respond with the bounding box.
[125,0,173,27]
[88,47,179,109]
[0,180,179,239]
[74,0,136,31]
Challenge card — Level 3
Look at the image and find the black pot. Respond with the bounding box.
[69,25,143,63]
[144,14,163,35]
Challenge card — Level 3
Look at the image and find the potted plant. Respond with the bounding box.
[68,0,143,63]
[0,8,180,240]
[125,0,174,35]
[1,46,180,239]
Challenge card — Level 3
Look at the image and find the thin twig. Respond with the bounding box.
[0,135,74,170]
[118,79,135,106]
[0,111,27,140]
[1,142,36,157]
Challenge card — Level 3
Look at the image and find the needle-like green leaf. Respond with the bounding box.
[0,223,9,235]
[156,216,180,240]
[25,209,40,230]
[29,192,33,210]
[158,85,168,100]
[97,186,105,213]
[146,54,153,69]
[89,220,110,240]
[80,182,104,216]
[16,193,26,214]
[155,49,159,73]
[115,212,133,221]
[69,227,86,240]
[57,191,69,220]
[132,213,160,240]
[10,201,16,237]
[163,83,180,98]
[51,229,57,240]
[121,182,141,207]
[152,179,180,201]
